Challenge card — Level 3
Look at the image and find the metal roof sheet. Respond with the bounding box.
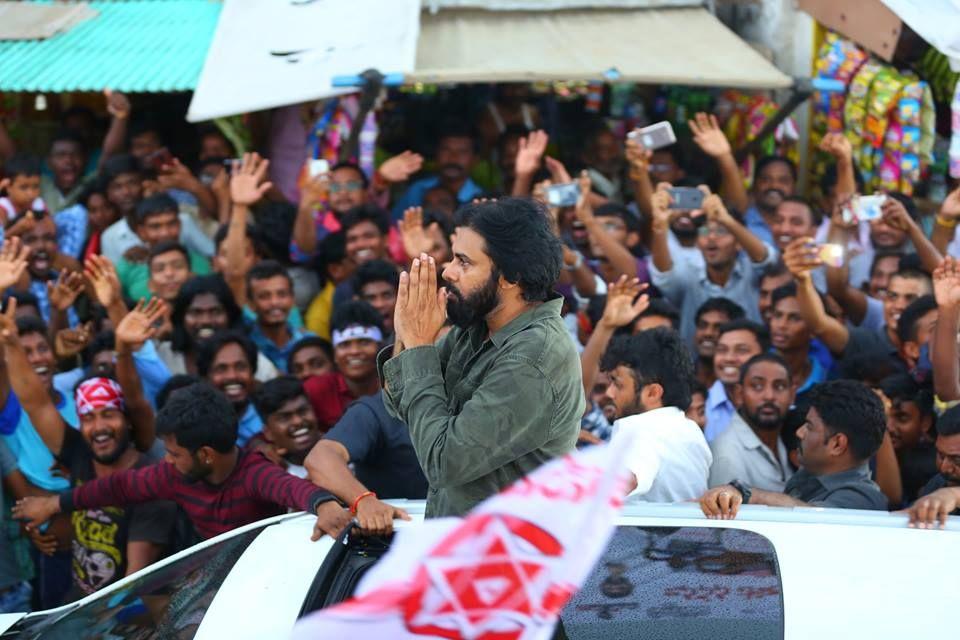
[0,0,222,92]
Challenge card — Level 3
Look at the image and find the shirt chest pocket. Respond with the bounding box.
[447,359,494,412]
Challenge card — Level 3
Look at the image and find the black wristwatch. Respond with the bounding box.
[729,480,752,504]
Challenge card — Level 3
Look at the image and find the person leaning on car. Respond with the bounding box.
[700,380,889,518]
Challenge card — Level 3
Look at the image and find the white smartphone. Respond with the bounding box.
[545,183,580,207]
[842,194,887,224]
[308,159,330,178]
[627,121,677,150]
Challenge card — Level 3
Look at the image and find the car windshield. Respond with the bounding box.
[11,529,261,640]
[557,526,784,639]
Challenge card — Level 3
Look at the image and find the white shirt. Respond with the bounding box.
[611,406,712,503]
[101,214,215,264]
[708,412,793,492]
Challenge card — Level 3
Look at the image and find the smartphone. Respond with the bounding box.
[309,159,330,178]
[147,147,174,171]
[545,182,580,207]
[817,243,844,267]
[842,194,887,224]
[627,121,677,150]
[667,187,704,210]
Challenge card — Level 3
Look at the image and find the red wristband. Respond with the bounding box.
[350,491,377,515]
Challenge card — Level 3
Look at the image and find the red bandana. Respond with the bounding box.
[75,377,125,416]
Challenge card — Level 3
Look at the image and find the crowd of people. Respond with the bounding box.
[0,86,959,615]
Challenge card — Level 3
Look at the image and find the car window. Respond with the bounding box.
[15,529,260,640]
[558,526,783,640]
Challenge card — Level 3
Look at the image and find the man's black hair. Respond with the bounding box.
[778,195,824,227]
[15,316,48,341]
[651,144,686,170]
[891,266,932,289]
[770,282,799,312]
[819,163,865,195]
[77,177,109,209]
[288,335,334,366]
[691,380,708,398]
[171,274,242,352]
[101,153,142,185]
[887,192,920,222]
[148,240,190,270]
[330,161,370,189]
[252,201,297,263]
[352,259,399,295]
[594,202,642,234]
[937,404,960,437]
[196,125,236,156]
[157,374,202,411]
[837,353,900,386]
[331,299,384,336]
[340,204,390,236]
[436,118,479,153]
[49,129,86,154]
[739,352,793,385]
[128,119,163,143]
[805,380,886,462]
[195,331,258,379]
[3,153,42,180]
[760,261,791,282]
[312,231,348,285]
[155,382,237,454]
[600,327,695,410]
[246,259,293,292]
[213,221,262,254]
[718,319,771,352]
[4,290,40,314]
[868,250,902,278]
[423,208,455,240]
[632,298,681,332]
[134,193,179,227]
[896,295,937,345]
[880,373,934,418]
[695,297,746,325]
[753,155,797,184]
[82,330,116,369]
[252,375,306,421]
[453,198,562,303]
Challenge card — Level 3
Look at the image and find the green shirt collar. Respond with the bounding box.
[487,294,563,349]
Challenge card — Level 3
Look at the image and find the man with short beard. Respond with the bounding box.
[742,156,797,246]
[708,354,795,492]
[14,215,80,327]
[196,331,263,446]
[381,198,582,518]
[252,376,323,478]
[246,260,313,373]
[0,299,176,600]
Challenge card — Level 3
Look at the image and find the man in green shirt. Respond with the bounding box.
[379,198,583,517]
[116,193,210,301]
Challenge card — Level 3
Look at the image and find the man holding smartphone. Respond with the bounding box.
[647,184,777,346]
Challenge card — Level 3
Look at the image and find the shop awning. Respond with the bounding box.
[410,6,792,87]
[0,1,97,41]
[187,1,790,122]
[0,0,221,93]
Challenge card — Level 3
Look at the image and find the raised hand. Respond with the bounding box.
[543,156,572,184]
[398,207,433,261]
[625,137,653,181]
[701,188,732,226]
[933,256,960,309]
[84,254,122,308]
[688,112,732,158]
[574,170,595,225]
[514,130,549,177]
[0,237,30,290]
[880,195,915,232]
[819,132,853,161]
[300,172,330,209]
[115,298,168,351]
[939,185,960,223]
[600,276,649,329]
[156,157,196,191]
[104,88,131,120]
[47,270,85,312]
[650,183,673,231]
[378,150,424,183]
[54,323,94,359]
[782,237,821,278]
[394,254,447,349]
[230,152,272,207]
[0,297,18,346]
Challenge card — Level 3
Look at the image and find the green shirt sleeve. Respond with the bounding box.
[382,345,562,488]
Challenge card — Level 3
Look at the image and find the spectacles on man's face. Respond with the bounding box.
[329,181,364,194]
[697,225,731,238]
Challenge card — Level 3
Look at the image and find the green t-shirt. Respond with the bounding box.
[117,250,212,302]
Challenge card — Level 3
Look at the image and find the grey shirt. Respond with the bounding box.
[709,413,793,492]
[379,296,584,518]
[783,463,888,510]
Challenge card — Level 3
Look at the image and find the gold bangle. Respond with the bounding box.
[936,215,959,229]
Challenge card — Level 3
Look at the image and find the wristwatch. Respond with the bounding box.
[729,480,752,504]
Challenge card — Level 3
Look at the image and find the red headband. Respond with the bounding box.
[75,377,125,416]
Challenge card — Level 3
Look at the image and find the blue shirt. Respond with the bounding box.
[391,176,484,221]
[237,403,263,448]
[247,320,314,373]
[796,354,830,397]
[704,380,736,443]
[0,391,77,491]
[743,205,775,246]
[53,204,88,259]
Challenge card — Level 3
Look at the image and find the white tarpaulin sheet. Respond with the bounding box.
[881,0,960,71]
[187,0,420,122]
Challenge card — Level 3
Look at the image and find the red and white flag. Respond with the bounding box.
[292,437,635,640]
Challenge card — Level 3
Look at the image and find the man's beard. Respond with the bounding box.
[745,404,784,431]
[446,270,501,329]
[89,428,132,465]
[184,455,213,483]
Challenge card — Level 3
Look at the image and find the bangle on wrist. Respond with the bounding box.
[563,251,584,271]
[350,490,377,515]
[936,215,958,229]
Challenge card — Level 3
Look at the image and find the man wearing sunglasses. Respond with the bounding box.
[647,184,777,346]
